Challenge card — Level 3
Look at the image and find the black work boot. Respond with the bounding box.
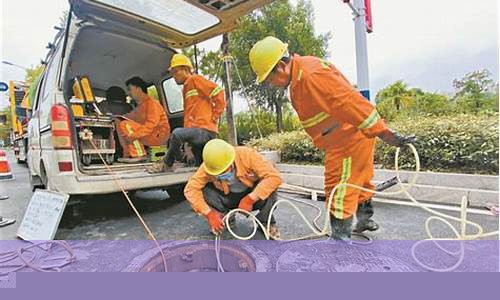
[353,199,379,233]
[329,216,353,241]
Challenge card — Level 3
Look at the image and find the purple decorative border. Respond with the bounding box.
[0,239,498,297]
[0,240,498,274]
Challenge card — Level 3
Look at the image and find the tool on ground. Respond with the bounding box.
[215,144,499,272]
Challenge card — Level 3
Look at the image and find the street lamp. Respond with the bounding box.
[1,61,28,71]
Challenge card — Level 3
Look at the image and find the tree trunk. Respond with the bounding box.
[275,99,283,133]
[221,34,238,145]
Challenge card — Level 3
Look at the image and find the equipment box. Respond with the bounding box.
[77,117,116,166]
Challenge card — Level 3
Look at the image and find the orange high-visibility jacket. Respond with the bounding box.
[184,147,283,215]
[183,75,226,133]
[289,55,389,150]
[124,96,170,140]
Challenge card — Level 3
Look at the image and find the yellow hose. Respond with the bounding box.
[215,144,499,272]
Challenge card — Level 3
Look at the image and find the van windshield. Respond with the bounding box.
[94,0,220,35]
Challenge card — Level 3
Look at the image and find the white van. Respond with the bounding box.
[27,0,271,196]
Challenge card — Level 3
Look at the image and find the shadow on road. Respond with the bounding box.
[59,190,186,229]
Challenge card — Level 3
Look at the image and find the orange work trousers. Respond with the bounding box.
[324,137,376,220]
[117,120,169,158]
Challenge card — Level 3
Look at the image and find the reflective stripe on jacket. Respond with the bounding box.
[183,75,226,133]
[124,96,170,140]
[289,55,389,150]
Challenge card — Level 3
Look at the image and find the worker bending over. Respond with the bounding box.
[148,54,225,173]
[116,77,170,163]
[249,37,415,240]
[184,139,282,239]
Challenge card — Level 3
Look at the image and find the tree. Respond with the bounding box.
[25,65,44,86]
[376,81,413,111]
[375,81,415,120]
[453,69,496,112]
[200,0,330,132]
[376,81,454,120]
[0,107,12,145]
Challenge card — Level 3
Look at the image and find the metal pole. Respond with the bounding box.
[221,34,238,146]
[353,0,372,103]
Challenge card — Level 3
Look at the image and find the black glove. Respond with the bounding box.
[379,130,417,147]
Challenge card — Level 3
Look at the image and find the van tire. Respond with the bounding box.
[30,174,45,191]
[38,162,49,190]
[165,184,186,201]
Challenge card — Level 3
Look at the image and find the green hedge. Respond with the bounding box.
[219,109,302,143]
[248,113,499,175]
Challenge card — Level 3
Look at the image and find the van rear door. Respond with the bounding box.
[70,0,274,48]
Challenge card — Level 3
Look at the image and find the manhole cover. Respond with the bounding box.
[276,241,417,272]
[124,241,271,272]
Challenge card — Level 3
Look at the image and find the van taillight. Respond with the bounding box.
[51,104,73,149]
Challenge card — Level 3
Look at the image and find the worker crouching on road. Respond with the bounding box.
[184,139,283,240]
[147,54,226,173]
[249,37,416,240]
[116,77,170,163]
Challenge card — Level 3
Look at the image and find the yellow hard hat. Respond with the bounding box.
[169,53,193,70]
[203,139,236,176]
[249,36,288,83]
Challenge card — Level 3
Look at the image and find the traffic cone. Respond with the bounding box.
[0,150,14,181]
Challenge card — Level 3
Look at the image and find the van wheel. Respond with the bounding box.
[38,163,49,190]
[165,184,186,201]
[29,174,45,191]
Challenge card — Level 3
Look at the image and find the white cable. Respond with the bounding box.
[214,144,499,272]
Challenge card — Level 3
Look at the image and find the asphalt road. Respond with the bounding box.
[1,149,498,241]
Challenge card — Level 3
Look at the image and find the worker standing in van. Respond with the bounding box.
[248,37,416,240]
[184,139,282,239]
[116,77,170,163]
[147,54,226,173]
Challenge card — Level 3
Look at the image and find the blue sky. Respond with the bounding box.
[1,0,498,110]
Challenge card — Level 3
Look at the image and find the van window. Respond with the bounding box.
[94,0,219,35]
[38,45,63,127]
[162,78,183,113]
[41,54,60,102]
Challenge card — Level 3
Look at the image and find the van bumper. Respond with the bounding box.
[51,170,194,195]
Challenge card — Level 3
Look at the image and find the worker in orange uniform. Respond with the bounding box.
[249,37,416,240]
[184,139,283,239]
[147,54,226,173]
[116,77,170,163]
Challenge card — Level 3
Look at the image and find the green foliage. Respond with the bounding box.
[248,130,324,164]
[196,0,330,130]
[248,114,499,175]
[25,65,44,86]
[0,107,12,144]
[376,81,453,121]
[377,113,499,174]
[219,107,302,144]
[376,70,499,122]
[453,69,497,113]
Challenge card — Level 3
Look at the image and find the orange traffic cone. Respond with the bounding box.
[0,150,13,181]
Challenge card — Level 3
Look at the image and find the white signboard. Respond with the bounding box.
[17,190,69,240]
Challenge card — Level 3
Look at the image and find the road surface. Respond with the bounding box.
[1,149,498,241]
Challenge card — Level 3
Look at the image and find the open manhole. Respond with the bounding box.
[125,241,271,272]
[276,241,417,272]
